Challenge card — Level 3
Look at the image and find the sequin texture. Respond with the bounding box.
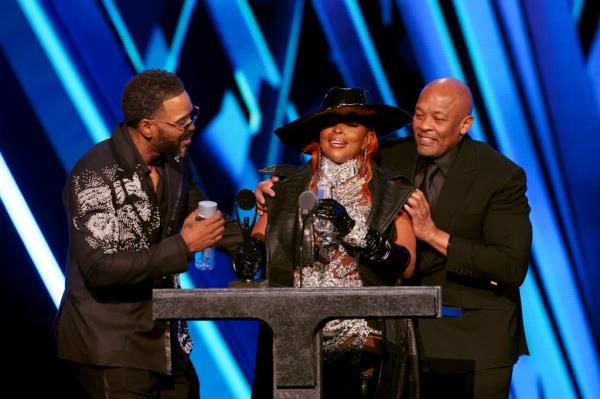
[294,155,380,361]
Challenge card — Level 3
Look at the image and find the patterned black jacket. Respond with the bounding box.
[55,122,240,374]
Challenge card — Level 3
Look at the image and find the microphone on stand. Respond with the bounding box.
[297,191,317,287]
[298,190,317,218]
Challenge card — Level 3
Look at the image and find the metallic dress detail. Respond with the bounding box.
[294,155,380,361]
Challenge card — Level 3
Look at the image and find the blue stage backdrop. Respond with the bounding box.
[1,1,599,398]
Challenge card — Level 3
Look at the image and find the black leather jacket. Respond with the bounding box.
[264,163,414,287]
[254,162,419,399]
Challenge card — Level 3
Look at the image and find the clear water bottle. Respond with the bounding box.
[314,184,337,245]
[194,200,218,270]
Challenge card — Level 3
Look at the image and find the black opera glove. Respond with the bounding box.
[313,198,356,236]
[361,228,411,279]
[361,228,390,261]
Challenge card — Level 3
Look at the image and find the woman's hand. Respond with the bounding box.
[314,198,355,236]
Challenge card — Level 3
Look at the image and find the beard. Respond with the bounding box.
[155,126,193,157]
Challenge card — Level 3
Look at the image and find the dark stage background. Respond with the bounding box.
[1,0,600,397]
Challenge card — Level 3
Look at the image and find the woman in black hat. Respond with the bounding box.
[240,87,418,398]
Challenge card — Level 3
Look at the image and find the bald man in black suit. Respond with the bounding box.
[380,78,531,398]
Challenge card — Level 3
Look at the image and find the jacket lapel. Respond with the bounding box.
[162,157,184,237]
[433,137,477,231]
[368,166,414,233]
[380,138,419,184]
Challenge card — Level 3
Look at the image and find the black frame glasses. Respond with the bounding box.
[151,105,199,131]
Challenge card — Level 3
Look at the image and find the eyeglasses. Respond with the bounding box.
[151,105,199,131]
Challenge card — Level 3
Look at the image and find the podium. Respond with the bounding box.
[153,286,441,398]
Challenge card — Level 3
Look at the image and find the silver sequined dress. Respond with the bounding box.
[293,156,381,361]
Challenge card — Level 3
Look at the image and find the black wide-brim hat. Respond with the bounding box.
[275,87,411,152]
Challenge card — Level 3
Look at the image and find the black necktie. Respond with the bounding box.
[419,161,440,210]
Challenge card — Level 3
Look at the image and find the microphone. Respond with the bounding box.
[297,190,317,287]
[236,189,256,211]
[298,190,317,217]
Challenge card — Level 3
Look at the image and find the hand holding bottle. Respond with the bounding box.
[314,198,355,237]
[180,205,224,254]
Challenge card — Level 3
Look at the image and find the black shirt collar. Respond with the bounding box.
[418,138,464,176]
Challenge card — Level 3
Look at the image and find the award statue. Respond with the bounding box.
[231,189,263,284]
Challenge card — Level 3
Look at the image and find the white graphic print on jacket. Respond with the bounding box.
[73,166,160,254]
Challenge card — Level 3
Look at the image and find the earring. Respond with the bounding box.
[360,147,367,176]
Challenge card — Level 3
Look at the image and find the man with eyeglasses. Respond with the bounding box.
[56,69,241,398]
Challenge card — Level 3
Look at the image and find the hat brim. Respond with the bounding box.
[274,104,411,152]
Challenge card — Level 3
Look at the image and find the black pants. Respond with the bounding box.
[322,351,382,399]
[69,355,199,399]
[420,365,513,399]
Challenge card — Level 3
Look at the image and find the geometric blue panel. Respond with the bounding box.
[2,1,600,398]
[521,2,600,353]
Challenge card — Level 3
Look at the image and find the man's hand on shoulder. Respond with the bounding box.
[255,176,279,215]
[404,189,450,256]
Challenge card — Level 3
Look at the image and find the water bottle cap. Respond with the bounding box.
[197,200,218,218]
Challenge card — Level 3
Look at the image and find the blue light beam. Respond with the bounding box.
[164,0,197,72]
[101,0,145,72]
[18,0,111,144]
[0,152,64,308]
[180,274,251,399]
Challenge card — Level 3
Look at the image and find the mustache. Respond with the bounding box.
[178,131,194,142]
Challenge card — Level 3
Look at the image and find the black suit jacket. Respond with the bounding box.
[380,135,531,373]
[55,123,240,374]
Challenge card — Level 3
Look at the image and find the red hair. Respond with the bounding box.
[302,130,379,201]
